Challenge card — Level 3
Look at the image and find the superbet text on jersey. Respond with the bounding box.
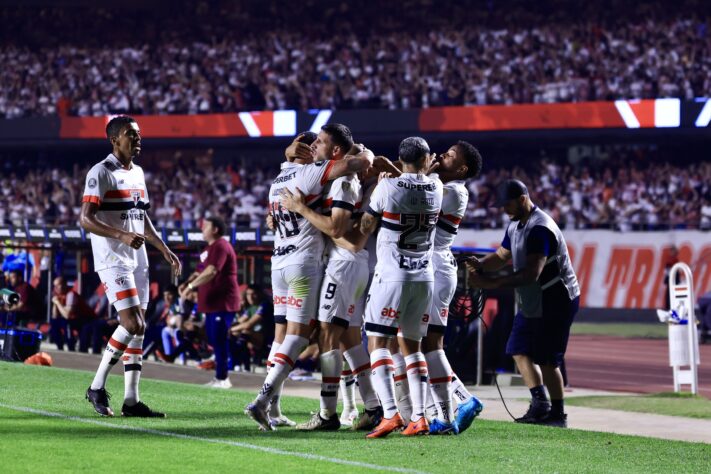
[268,159,335,270]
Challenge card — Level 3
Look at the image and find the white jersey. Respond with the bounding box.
[323,174,365,262]
[433,178,468,275]
[82,154,150,271]
[269,159,335,270]
[367,173,443,282]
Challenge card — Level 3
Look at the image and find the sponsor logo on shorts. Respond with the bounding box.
[381,307,400,319]
[440,308,449,318]
[322,304,332,310]
[422,314,430,323]
[273,245,297,257]
[274,295,303,308]
[348,304,355,315]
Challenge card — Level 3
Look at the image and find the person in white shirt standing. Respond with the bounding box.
[81,116,181,418]
[360,137,443,438]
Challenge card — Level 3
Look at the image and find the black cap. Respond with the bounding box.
[495,179,528,206]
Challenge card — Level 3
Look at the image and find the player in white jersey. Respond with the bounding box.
[245,127,374,431]
[422,141,485,435]
[81,116,181,418]
[279,128,387,431]
[360,137,443,438]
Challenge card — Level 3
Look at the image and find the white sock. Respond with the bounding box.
[425,350,454,423]
[404,352,428,422]
[319,349,343,418]
[266,341,284,417]
[370,347,398,418]
[123,335,144,406]
[452,374,473,405]
[91,326,133,390]
[392,351,412,421]
[425,385,439,421]
[340,361,357,414]
[256,335,307,408]
[344,345,380,410]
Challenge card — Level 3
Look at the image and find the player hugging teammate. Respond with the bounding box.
[246,124,485,439]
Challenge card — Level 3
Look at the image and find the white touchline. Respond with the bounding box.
[0,403,430,474]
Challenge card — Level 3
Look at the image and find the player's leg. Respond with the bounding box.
[266,268,290,424]
[398,281,433,436]
[391,338,412,422]
[339,360,358,426]
[246,263,321,430]
[363,280,405,438]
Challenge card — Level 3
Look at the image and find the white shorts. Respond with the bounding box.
[272,262,323,326]
[318,258,369,328]
[364,276,433,342]
[427,270,457,335]
[98,265,149,312]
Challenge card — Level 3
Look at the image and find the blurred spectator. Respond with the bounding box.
[49,276,96,352]
[5,269,40,326]
[229,285,272,372]
[143,285,181,359]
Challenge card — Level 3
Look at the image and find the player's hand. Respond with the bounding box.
[426,153,440,175]
[120,232,145,249]
[265,213,276,231]
[285,134,314,162]
[378,171,392,183]
[163,249,182,278]
[279,187,306,212]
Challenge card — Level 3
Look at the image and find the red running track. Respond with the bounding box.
[565,335,711,399]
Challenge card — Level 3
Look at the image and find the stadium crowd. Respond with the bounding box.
[0,0,708,118]
[0,149,709,231]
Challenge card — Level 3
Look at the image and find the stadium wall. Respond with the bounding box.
[456,229,711,309]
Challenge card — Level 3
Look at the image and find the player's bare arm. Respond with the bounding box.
[468,252,546,290]
[279,187,351,238]
[466,247,512,274]
[327,148,375,180]
[144,214,182,277]
[80,201,145,249]
[359,211,380,236]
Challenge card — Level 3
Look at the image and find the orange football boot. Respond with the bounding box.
[366,413,406,439]
[401,417,430,436]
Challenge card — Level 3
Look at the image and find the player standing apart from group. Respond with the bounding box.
[82,116,181,418]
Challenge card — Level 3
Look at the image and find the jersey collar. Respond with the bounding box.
[280,161,301,170]
[107,153,133,170]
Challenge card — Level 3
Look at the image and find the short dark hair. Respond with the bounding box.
[106,115,137,140]
[205,216,227,237]
[398,137,430,164]
[321,123,354,152]
[296,131,318,146]
[457,141,483,179]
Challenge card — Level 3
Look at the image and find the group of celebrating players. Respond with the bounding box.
[245,123,485,438]
[80,116,485,437]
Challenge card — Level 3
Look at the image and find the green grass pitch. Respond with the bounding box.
[0,362,709,473]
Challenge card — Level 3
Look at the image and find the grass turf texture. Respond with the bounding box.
[1,362,709,473]
[566,392,711,419]
[570,323,667,339]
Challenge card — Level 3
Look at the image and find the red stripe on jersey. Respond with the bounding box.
[355,202,362,209]
[341,369,353,376]
[371,358,393,370]
[116,288,138,301]
[82,195,101,205]
[429,376,453,384]
[320,160,336,186]
[323,197,333,207]
[108,337,128,351]
[406,361,427,371]
[124,348,143,355]
[274,352,295,367]
[305,194,320,203]
[441,213,462,225]
[104,189,145,199]
[382,211,400,220]
[393,374,408,382]
[322,377,340,384]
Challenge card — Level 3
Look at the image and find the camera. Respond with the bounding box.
[0,288,20,306]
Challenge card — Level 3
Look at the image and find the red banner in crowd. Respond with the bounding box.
[456,229,711,309]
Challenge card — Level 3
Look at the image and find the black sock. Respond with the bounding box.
[551,399,564,415]
[530,385,548,404]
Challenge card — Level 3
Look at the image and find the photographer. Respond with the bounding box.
[5,270,40,326]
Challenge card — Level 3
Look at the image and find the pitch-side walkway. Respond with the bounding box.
[33,348,711,444]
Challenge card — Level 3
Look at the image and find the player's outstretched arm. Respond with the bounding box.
[468,251,545,290]
[144,214,182,278]
[280,188,351,238]
[80,201,145,249]
[327,148,375,181]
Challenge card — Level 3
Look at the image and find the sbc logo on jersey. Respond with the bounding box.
[115,276,127,287]
[381,307,400,319]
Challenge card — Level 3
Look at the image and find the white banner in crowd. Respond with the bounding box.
[455,229,711,309]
